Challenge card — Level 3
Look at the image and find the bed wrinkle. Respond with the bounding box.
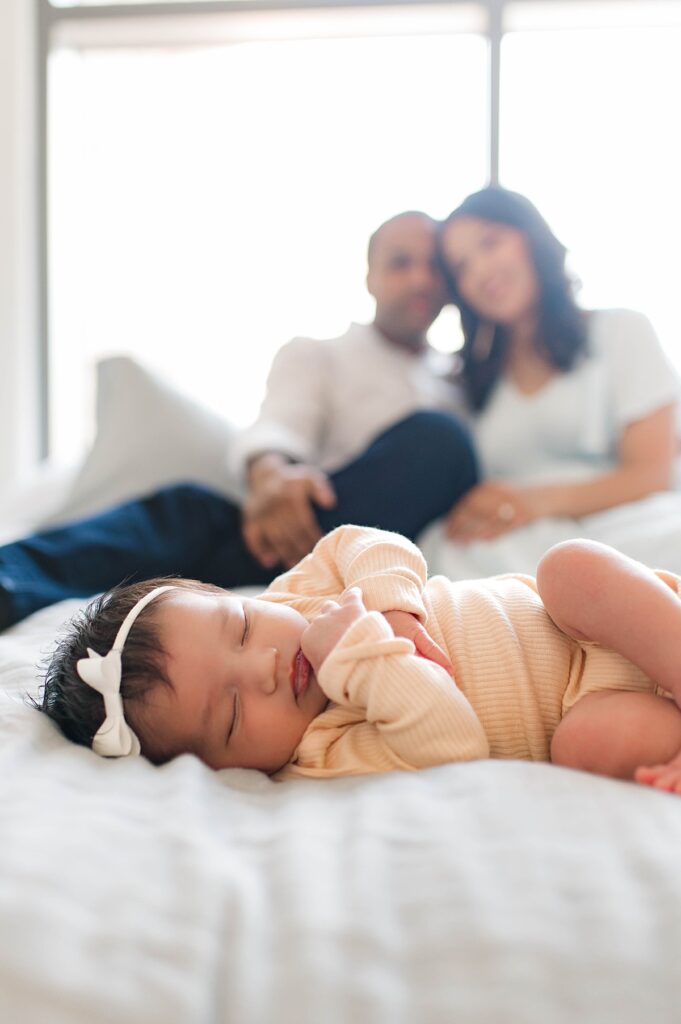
[4,601,681,1022]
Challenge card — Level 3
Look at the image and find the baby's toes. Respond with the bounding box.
[634,765,663,786]
[665,769,681,794]
[633,764,681,792]
[651,767,681,792]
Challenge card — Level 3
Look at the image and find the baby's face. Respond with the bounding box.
[139,590,329,772]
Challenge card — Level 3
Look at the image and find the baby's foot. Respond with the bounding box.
[635,751,681,793]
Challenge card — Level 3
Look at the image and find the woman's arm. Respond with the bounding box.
[447,404,676,541]
[526,403,676,518]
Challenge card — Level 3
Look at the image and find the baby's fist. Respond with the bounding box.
[301,588,367,674]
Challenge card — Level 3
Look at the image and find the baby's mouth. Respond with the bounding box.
[290,649,311,702]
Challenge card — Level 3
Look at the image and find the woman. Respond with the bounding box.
[419,185,681,577]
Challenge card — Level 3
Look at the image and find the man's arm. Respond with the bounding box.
[228,337,329,476]
[228,338,337,567]
[242,452,336,568]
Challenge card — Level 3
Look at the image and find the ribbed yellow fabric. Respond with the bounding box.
[267,527,675,780]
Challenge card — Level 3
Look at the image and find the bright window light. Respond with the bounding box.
[500,2,681,369]
[48,8,488,463]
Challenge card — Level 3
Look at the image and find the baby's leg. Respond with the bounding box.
[551,690,681,790]
[537,540,681,703]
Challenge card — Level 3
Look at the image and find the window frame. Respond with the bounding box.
[35,0,667,456]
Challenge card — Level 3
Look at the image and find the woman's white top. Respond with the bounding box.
[420,308,681,580]
[473,308,680,485]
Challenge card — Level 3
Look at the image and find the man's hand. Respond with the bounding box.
[301,588,368,675]
[242,456,337,569]
[382,610,455,677]
[445,480,539,543]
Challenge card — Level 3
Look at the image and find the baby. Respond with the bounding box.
[34,525,681,791]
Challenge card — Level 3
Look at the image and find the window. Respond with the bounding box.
[501,1,681,364]
[47,4,488,461]
[42,0,681,463]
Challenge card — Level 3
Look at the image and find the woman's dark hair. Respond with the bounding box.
[439,186,588,410]
[29,576,218,763]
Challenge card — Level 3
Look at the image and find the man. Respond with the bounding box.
[0,211,478,629]
[237,211,467,569]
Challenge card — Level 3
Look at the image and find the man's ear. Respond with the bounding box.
[366,268,376,300]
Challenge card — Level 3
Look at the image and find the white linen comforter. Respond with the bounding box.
[4,357,681,1022]
[3,599,681,1024]
[420,490,681,580]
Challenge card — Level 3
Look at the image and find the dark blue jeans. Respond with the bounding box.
[0,411,478,627]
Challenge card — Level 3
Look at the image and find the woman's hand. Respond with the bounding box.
[382,610,455,677]
[447,402,677,542]
[301,588,368,675]
[445,480,542,543]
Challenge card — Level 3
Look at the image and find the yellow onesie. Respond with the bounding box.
[261,526,678,780]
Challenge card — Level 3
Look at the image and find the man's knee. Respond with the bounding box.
[148,482,222,507]
[399,409,471,444]
[396,411,478,478]
[142,482,233,529]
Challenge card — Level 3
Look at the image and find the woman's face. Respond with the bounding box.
[440,216,540,327]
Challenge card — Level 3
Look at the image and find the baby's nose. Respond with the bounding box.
[255,648,278,694]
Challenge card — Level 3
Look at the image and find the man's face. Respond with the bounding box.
[367,214,447,346]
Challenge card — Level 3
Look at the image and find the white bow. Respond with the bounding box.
[76,585,174,758]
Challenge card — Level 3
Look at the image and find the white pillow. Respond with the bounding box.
[46,356,243,526]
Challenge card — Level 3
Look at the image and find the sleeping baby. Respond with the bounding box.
[33,525,681,791]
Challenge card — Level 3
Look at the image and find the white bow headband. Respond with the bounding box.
[76,585,174,758]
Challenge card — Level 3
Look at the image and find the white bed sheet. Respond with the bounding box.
[3,600,681,1024]
[419,490,681,581]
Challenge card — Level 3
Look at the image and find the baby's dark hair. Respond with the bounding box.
[30,576,215,762]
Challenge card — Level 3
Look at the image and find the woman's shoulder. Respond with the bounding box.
[586,307,659,352]
[585,308,679,417]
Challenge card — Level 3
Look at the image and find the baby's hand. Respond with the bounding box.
[301,588,368,675]
[382,610,455,678]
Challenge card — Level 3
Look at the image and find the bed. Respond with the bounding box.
[3,357,681,1023]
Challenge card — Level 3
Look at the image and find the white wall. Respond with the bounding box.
[0,0,40,501]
